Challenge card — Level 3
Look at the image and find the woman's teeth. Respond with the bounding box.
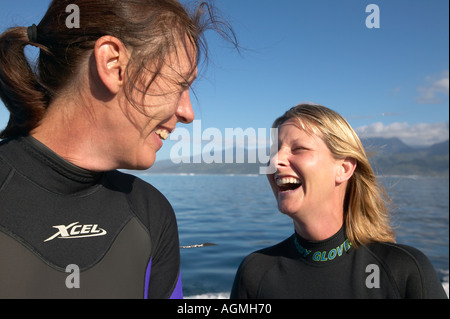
[276,177,301,187]
[276,177,302,192]
[155,129,169,140]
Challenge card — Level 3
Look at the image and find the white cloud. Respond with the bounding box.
[355,122,449,147]
[416,70,449,104]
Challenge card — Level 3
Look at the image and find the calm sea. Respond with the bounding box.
[139,174,449,298]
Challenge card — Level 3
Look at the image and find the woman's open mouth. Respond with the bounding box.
[155,128,170,140]
[276,177,302,192]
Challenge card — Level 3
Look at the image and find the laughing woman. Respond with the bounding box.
[231,103,447,299]
[0,0,234,298]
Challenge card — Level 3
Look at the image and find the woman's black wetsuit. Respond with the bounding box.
[231,227,447,299]
[0,136,182,299]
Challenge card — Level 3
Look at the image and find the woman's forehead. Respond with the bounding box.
[164,41,198,79]
[278,118,320,137]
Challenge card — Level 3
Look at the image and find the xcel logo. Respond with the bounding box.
[44,222,107,242]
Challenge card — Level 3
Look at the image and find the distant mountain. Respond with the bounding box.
[148,138,449,176]
[362,138,449,176]
[427,140,450,156]
[150,145,266,175]
[361,137,415,155]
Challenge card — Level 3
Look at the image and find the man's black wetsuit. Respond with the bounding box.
[0,136,182,299]
[231,227,447,299]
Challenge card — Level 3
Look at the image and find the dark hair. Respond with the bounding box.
[0,0,236,139]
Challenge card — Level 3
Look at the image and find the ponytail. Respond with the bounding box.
[0,26,50,139]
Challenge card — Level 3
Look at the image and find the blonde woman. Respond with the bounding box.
[231,103,447,299]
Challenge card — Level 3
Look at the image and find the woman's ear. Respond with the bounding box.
[336,157,357,184]
[93,36,129,95]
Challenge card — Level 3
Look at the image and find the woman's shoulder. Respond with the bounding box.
[363,241,447,298]
[231,236,295,298]
[105,170,169,202]
[104,170,176,229]
[364,241,432,269]
[239,235,295,270]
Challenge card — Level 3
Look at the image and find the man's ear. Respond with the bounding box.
[93,36,129,95]
[336,157,357,184]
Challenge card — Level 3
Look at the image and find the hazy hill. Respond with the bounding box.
[363,138,449,176]
[148,138,449,176]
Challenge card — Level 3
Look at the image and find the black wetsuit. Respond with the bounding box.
[231,227,447,299]
[0,136,182,299]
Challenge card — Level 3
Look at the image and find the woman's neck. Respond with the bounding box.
[30,97,120,172]
[293,211,344,242]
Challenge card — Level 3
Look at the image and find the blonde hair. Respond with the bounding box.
[273,103,396,247]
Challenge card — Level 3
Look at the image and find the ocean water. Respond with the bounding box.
[140,174,449,299]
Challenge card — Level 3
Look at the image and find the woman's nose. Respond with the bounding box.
[176,90,195,124]
[273,147,289,168]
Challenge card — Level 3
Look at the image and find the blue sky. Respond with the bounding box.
[0,0,448,161]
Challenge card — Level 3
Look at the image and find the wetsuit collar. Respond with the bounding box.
[293,226,352,263]
[13,136,104,194]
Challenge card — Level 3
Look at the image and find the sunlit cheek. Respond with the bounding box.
[136,91,178,121]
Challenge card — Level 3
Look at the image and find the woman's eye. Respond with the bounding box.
[178,79,193,90]
[292,146,306,152]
